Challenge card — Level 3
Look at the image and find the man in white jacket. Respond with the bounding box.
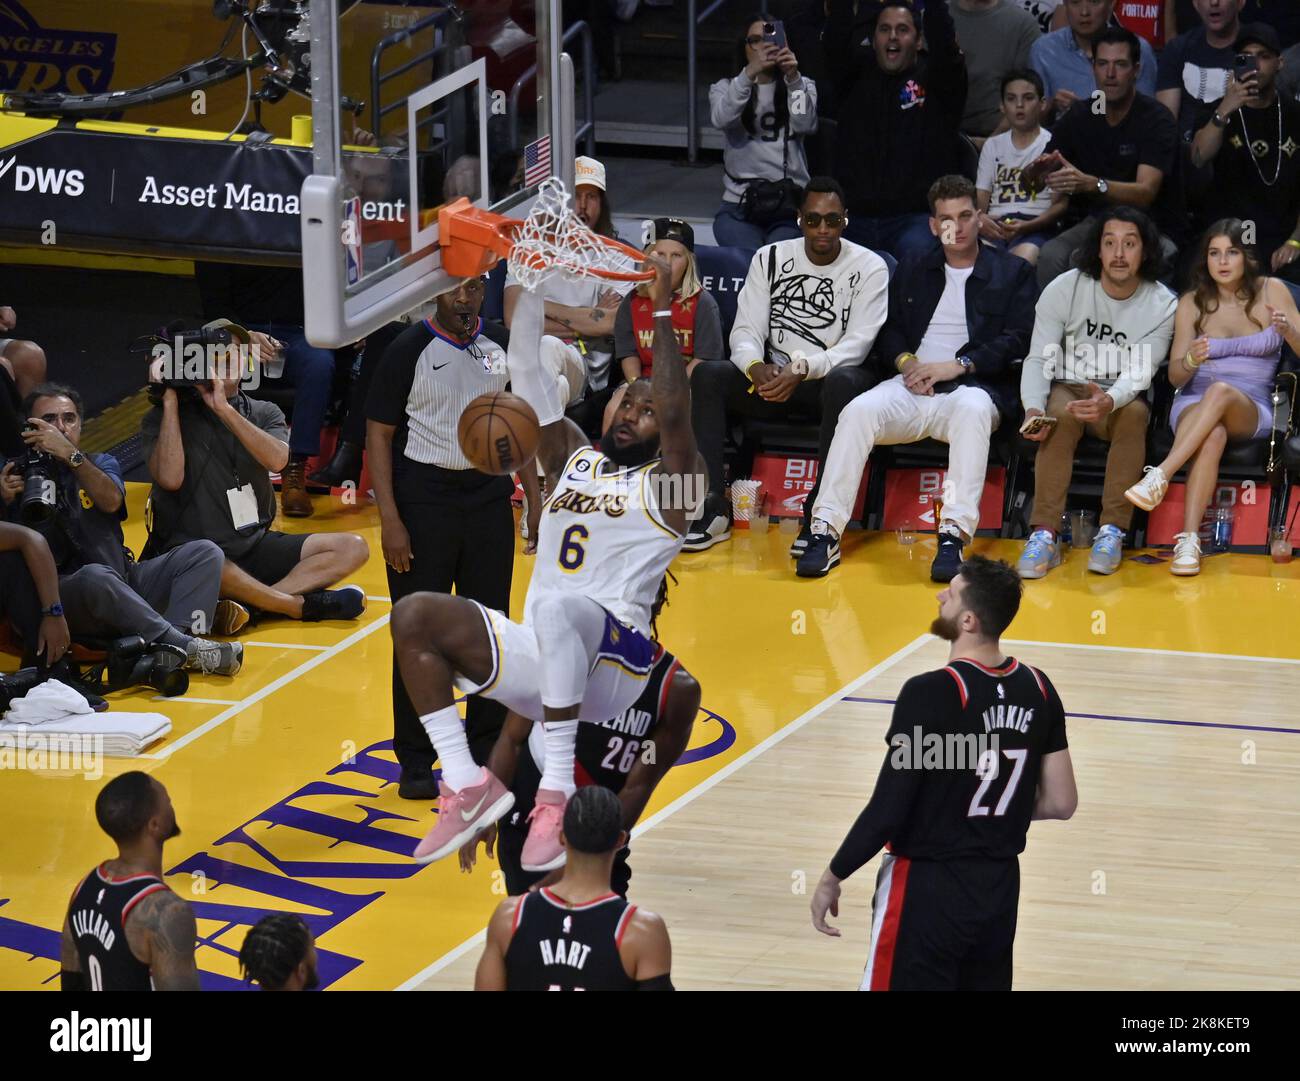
[686,177,890,551]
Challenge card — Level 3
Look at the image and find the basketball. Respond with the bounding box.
[457,391,540,475]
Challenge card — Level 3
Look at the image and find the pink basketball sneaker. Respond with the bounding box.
[520,788,569,872]
[413,768,514,865]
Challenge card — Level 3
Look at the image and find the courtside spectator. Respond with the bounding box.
[504,156,630,435]
[712,13,819,249]
[1124,220,1300,573]
[1018,208,1177,579]
[606,219,723,432]
[1032,0,1158,122]
[0,305,47,457]
[143,342,369,627]
[976,70,1069,266]
[1027,28,1181,288]
[952,0,1043,144]
[824,0,969,260]
[797,176,1036,582]
[2,384,242,675]
[1189,25,1300,281]
[1158,0,1246,142]
[688,178,889,552]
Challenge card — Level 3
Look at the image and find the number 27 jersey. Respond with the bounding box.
[525,447,683,636]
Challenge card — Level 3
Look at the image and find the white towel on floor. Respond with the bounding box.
[0,711,171,757]
[2,679,93,723]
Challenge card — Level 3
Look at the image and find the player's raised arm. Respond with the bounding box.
[646,254,704,487]
[505,283,589,489]
[133,891,200,991]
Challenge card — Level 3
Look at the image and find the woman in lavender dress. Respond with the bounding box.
[1125,219,1300,574]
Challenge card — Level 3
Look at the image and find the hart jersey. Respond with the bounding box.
[525,446,683,636]
[67,865,171,991]
[504,887,638,990]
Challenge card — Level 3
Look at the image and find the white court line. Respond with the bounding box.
[241,641,330,652]
[140,615,391,761]
[1003,639,1300,666]
[153,696,240,706]
[366,596,392,604]
[394,632,935,990]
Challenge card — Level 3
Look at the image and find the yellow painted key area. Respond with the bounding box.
[2,486,1298,990]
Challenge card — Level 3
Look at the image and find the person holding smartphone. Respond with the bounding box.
[711,13,818,250]
[1189,25,1300,281]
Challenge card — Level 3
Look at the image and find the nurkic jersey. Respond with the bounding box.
[525,447,683,635]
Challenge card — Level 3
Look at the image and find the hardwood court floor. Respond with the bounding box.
[2,488,1298,991]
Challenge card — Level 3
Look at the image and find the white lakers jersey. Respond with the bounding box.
[524,447,683,635]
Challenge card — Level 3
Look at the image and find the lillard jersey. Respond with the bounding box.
[525,447,683,635]
[505,888,637,990]
[67,865,171,991]
[888,658,1068,861]
[512,650,680,821]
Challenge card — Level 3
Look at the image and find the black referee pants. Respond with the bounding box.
[388,491,515,775]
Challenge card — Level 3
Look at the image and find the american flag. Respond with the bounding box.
[523,134,552,187]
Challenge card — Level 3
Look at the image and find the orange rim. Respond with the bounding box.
[438,197,655,282]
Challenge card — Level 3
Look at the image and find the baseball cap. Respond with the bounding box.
[650,217,695,252]
[574,156,607,191]
[1235,23,1282,56]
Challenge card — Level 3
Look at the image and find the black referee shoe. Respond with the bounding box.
[301,585,367,622]
[398,767,440,800]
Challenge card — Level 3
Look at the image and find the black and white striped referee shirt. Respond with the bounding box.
[366,316,511,471]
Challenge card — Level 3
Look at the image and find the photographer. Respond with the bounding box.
[1,384,241,675]
[142,329,369,624]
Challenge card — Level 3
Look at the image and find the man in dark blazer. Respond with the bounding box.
[796,175,1037,582]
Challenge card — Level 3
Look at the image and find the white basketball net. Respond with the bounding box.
[506,178,642,292]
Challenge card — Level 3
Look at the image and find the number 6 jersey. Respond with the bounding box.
[525,447,684,636]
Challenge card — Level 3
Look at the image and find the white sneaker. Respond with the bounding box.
[1171,531,1202,576]
[1125,465,1169,511]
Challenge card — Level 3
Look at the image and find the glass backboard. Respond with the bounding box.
[302,0,572,346]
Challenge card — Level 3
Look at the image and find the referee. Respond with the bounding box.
[366,276,542,800]
[810,556,1078,991]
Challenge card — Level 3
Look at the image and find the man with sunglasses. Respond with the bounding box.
[687,177,889,552]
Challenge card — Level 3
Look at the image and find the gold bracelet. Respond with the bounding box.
[1287,239,1300,250]
[1184,350,1202,370]
[895,352,917,374]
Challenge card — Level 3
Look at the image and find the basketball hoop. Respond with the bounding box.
[438,179,655,291]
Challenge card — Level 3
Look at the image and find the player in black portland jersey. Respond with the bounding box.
[61,772,199,991]
[459,647,700,895]
[811,556,1078,991]
[476,786,674,990]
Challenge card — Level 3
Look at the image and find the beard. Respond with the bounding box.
[598,427,659,468]
[304,965,320,991]
[930,614,960,642]
[165,820,181,841]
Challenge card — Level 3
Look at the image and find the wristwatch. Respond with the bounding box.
[957,355,975,376]
[42,602,64,618]
[68,449,85,468]
[1211,112,1228,128]
[1095,177,1109,196]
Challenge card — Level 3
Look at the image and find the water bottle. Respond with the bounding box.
[1058,512,1072,546]
[1212,506,1234,553]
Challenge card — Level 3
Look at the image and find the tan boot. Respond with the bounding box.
[280,458,314,518]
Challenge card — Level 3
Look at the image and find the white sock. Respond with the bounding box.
[419,706,481,790]
[538,720,580,796]
[812,517,839,541]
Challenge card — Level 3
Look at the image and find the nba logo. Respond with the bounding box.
[344,196,363,286]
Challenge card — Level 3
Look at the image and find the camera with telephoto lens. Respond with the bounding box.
[132,319,260,399]
[87,637,189,698]
[14,421,58,526]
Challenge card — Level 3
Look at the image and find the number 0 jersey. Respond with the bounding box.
[525,447,684,636]
[67,864,170,991]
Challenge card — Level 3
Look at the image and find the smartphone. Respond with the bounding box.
[1019,415,1059,437]
[1235,53,1260,82]
[763,19,787,50]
